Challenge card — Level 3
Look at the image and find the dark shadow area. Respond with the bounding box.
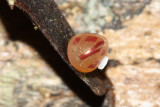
[0,0,106,107]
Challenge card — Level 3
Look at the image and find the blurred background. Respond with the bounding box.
[0,0,160,107]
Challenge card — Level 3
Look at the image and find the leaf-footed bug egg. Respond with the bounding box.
[67,33,109,73]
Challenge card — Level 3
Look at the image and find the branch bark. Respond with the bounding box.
[13,0,113,98]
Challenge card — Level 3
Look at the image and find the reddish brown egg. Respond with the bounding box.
[67,33,109,73]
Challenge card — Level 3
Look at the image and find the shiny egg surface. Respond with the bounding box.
[67,33,109,73]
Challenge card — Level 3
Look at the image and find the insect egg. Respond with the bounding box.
[67,33,109,73]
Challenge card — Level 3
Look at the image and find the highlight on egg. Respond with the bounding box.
[67,33,109,73]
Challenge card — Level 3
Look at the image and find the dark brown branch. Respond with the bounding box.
[13,0,113,98]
